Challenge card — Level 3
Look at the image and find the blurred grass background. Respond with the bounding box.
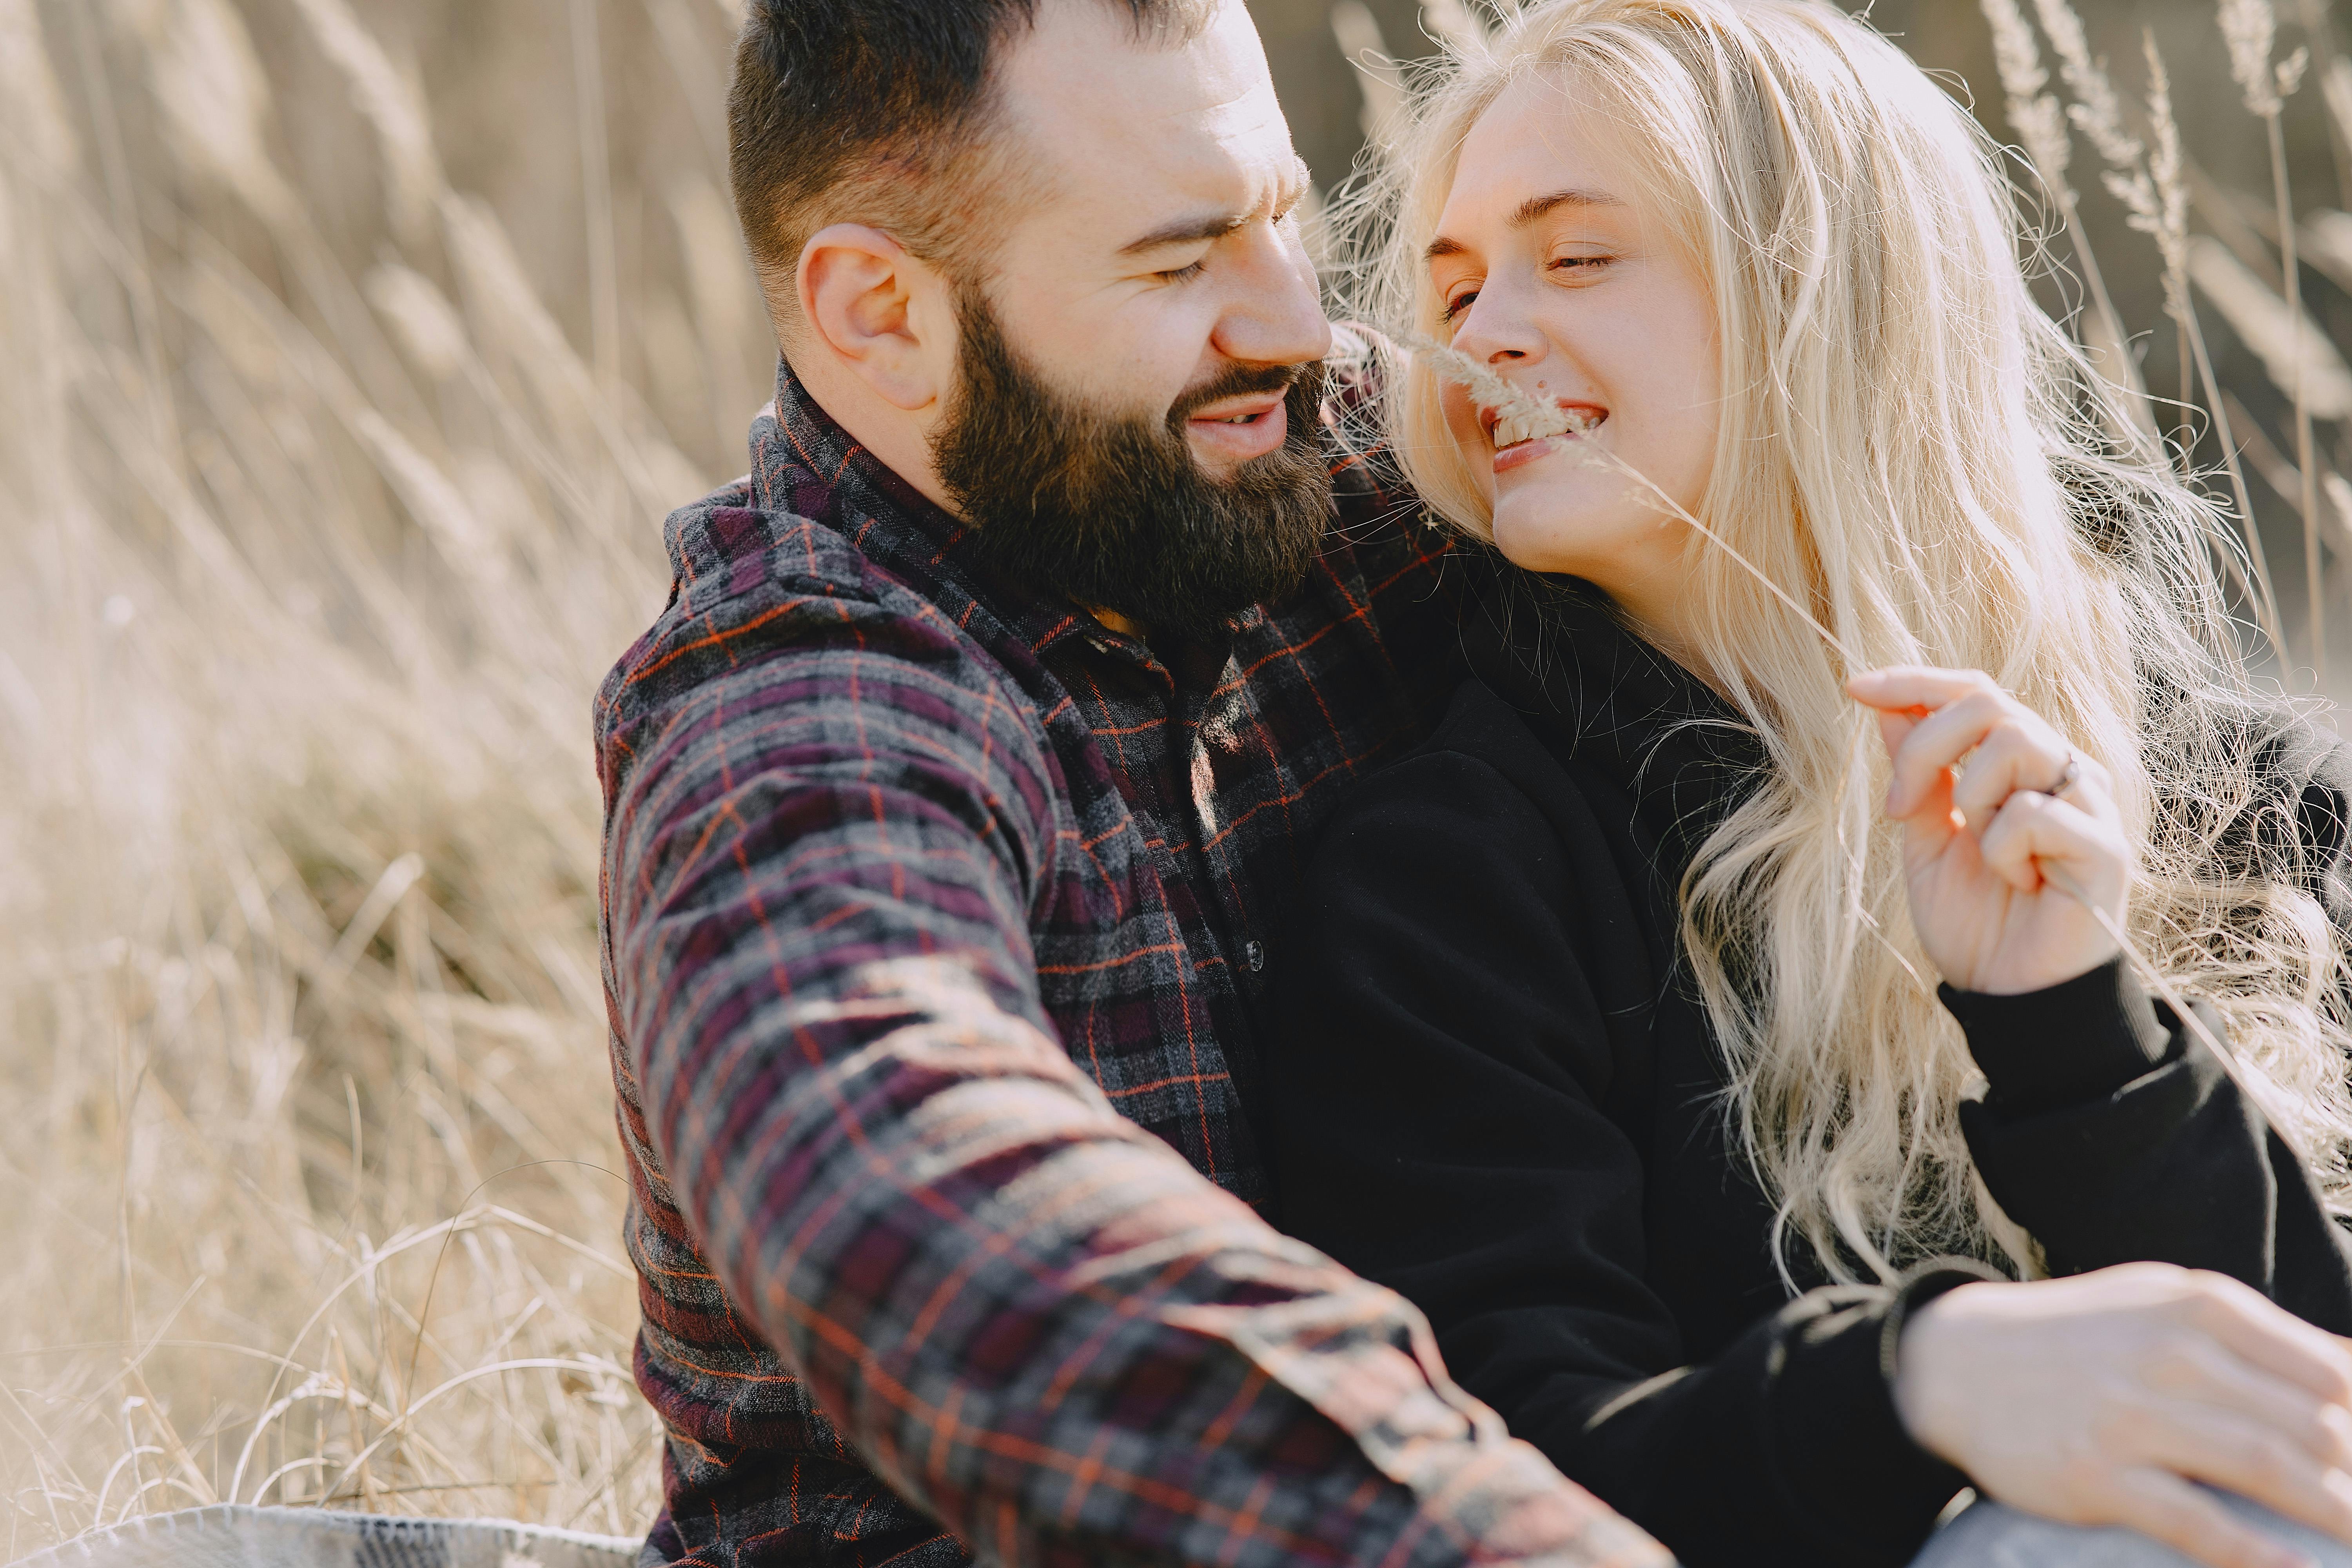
[4,0,2349,1554]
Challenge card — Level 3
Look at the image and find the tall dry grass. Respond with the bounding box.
[0,0,768,1551]
[1971,0,2352,683]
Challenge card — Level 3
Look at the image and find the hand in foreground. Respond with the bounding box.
[1847,666,2129,995]
[1897,1265,2352,1568]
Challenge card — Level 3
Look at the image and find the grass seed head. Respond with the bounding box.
[2030,0,2141,167]
[2222,0,2286,116]
[1981,0,2073,187]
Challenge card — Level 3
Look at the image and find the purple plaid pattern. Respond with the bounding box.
[595,367,1669,1568]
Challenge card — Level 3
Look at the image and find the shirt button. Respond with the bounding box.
[1245,940,1266,974]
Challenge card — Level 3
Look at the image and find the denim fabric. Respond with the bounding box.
[1916,1490,2352,1566]
[9,1506,637,1568]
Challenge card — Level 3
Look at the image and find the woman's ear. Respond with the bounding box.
[797,224,952,413]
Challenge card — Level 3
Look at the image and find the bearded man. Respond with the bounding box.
[593,3,1662,1565]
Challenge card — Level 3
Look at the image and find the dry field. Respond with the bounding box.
[0,0,750,1548]
[4,0,2352,1557]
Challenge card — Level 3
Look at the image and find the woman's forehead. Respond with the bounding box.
[1435,74,1643,245]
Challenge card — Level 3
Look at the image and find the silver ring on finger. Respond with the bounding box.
[2040,750,2083,801]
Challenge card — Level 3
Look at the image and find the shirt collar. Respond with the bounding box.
[747,359,1243,682]
[748,359,1107,661]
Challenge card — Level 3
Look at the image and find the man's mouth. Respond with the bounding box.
[1184,392,1291,464]
[1483,399,1608,452]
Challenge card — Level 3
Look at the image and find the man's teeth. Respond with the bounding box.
[1492,405,1601,448]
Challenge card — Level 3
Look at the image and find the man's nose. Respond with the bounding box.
[1209,219,1334,369]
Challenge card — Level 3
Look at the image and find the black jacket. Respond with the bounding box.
[1267,577,2352,1568]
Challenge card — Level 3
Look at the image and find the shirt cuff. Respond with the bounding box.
[1938,956,2176,1114]
[1769,1261,1998,1553]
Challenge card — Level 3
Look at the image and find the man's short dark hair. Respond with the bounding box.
[730,0,1216,319]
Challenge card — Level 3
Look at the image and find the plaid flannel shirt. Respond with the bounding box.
[595,365,1668,1568]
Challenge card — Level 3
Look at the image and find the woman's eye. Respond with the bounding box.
[1439,288,1480,323]
[1549,254,1613,278]
[1158,259,1209,285]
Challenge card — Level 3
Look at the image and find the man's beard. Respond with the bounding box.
[930,287,1333,643]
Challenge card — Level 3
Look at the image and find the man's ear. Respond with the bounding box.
[797,225,952,413]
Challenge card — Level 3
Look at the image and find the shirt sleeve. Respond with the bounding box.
[1267,742,1970,1568]
[1941,716,2352,1334]
[1947,964,2352,1333]
[598,567,1662,1568]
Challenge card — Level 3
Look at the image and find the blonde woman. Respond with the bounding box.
[1268,3,2352,1566]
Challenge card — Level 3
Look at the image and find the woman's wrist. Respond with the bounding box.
[1891,1279,2002,1465]
[1888,1267,2012,1465]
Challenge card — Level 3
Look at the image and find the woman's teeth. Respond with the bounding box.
[1492,405,1602,448]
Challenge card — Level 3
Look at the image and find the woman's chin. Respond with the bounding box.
[1488,498,1599,576]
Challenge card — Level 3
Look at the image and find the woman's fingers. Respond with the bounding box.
[2143,1332,2352,1475]
[1875,684,2077,821]
[2129,1405,2352,1550]
[1849,664,2002,712]
[2189,1279,2352,1414]
[1950,722,2112,828]
[1851,667,2118,835]
[2105,1468,2322,1568]
[1880,687,2016,816]
[1976,790,2127,912]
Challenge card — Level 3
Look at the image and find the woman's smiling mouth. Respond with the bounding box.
[1482,399,1608,472]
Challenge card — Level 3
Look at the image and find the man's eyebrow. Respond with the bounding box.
[1424,187,1624,261]
[1120,211,1250,256]
[1119,160,1317,256]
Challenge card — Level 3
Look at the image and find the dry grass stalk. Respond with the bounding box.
[2030,0,2140,166]
[2220,0,2328,669]
[1983,7,2284,654]
[2325,56,2352,201]
[2190,236,2352,417]
[282,0,445,243]
[2224,0,2311,117]
[1982,0,2154,454]
[2071,30,2284,656]
[1331,1,1406,147]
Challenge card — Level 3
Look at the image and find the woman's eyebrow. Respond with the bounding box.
[1426,186,1624,261]
[1510,187,1622,226]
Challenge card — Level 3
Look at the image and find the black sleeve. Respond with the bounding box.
[1268,747,1969,1568]
[1950,968,2352,1334]
[1943,722,2352,1332]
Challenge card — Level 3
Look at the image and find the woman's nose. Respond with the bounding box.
[1449,286,1546,369]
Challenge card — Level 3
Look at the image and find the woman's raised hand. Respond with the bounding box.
[1897,1265,2352,1568]
[1847,666,2129,995]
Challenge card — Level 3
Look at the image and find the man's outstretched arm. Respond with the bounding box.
[598,561,1665,1568]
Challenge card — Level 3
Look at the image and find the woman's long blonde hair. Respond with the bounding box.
[1338,0,2352,1281]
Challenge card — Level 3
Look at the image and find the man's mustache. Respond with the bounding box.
[1165,361,1317,429]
